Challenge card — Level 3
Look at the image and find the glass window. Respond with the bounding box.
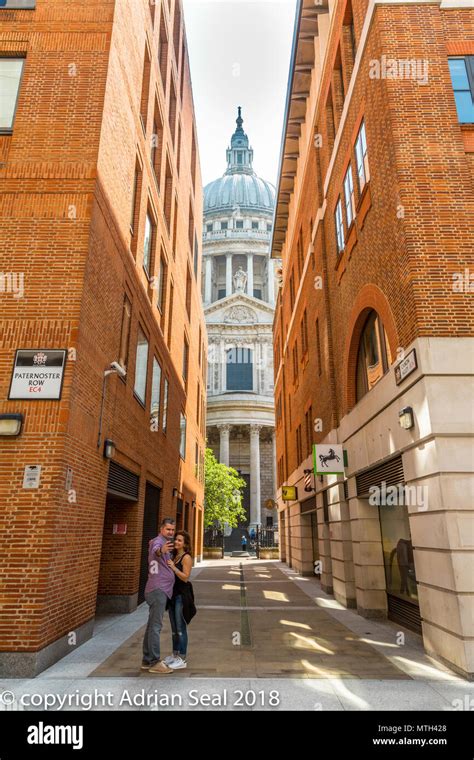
[150,357,162,420]
[162,377,169,432]
[143,213,153,274]
[334,198,344,253]
[252,221,258,230]
[355,120,370,191]
[226,347,253,391]
[179,413,187,459]
[157,255,166,312]
[221,221,228,230]
[267,223,272,232]
[118,295,132,372]
[206,223,213,232]
[379,502,418,604]
[448,57,474,124]
[0,58,24,131]
[134,328,149,404]
[344,164,355,228]
[356,311,392,401]
[182,337,189,382]
[236,220,244,229]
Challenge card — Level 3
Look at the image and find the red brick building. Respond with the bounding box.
[272,0,474,678]
[0,0,207,676]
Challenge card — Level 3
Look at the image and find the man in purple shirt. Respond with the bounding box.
[142,517,176,674]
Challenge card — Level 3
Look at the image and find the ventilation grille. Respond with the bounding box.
[301,496,316,514]
[387,594,422,635]
[107,461,139,501]
[356,455,404,497]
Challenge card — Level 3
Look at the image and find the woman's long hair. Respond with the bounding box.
[173,530,192,558]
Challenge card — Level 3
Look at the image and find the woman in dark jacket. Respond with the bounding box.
[164,530,194,670]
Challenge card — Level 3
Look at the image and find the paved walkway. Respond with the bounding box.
[1,560,472,711]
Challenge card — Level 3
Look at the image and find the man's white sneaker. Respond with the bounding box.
[163,655,176,666]
[168,656,187,670]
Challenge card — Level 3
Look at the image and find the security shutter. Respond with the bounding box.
[107,461,139,501]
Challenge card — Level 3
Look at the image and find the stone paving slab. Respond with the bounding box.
[90,560,412,680]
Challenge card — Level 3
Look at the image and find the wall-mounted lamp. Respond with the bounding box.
[0,413,24,437]
[97,362,127,449]
[172,487,178,499]
[103,439,116,459]
[399,406,415,430]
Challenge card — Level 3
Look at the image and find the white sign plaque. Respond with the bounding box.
[23,465,41,489]
[313,444,345,476]
[0,2,36,9]
[395,349,418,385]
[9,349,67,400]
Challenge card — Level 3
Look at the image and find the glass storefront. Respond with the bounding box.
[378,501,420,632]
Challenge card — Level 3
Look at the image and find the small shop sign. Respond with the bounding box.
[395,349,417,385]
[9,349,67,400]
[313,444,345,476]
[281,485,298,501]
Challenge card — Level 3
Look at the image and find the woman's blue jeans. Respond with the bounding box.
[168,594,188,657]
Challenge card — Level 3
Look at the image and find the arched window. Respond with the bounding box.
[356,311,392,401]
[226,347,253,391]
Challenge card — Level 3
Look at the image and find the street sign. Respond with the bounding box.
[264,498,276,510]
[282,485,298,501]
[313,444,345,476]
[23,465,41,489]
[9,349,67,400]
[395,348,417,385]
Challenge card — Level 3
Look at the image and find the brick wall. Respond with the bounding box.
[0,0,206,659]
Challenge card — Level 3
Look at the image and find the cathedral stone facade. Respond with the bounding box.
[203,109,278,544]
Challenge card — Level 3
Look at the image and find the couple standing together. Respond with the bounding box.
[141,518,195,674]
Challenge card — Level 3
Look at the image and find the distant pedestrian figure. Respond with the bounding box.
[249,528,256,541]
[241,535,247,551]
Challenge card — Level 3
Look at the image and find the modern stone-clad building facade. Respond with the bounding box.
[0,0,207,675]
[272,0,474,678]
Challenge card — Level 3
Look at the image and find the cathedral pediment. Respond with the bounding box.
[204,292,275,325]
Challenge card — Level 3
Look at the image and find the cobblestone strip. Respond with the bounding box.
[239,564,252,648]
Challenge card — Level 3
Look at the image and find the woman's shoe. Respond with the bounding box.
[168,656,187,670]
[148,661,173,674]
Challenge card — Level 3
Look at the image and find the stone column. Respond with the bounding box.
[217,424,231,466]
[267,258,275,304]
[204,256,212,304]
[247,253,254,296]
[250,424,262,527]
[271,428,277,496]
[226,253,233,296]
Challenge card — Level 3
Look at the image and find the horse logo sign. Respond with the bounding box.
[313,444,345,476]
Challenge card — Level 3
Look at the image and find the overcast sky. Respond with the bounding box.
[182,0,298,189]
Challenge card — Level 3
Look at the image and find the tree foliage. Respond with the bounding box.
[204,447,247,529]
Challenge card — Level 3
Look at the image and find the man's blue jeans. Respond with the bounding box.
[168,594,188,658]
[143,588,168,665]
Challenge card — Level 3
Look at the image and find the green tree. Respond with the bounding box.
[204,447,247,529]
